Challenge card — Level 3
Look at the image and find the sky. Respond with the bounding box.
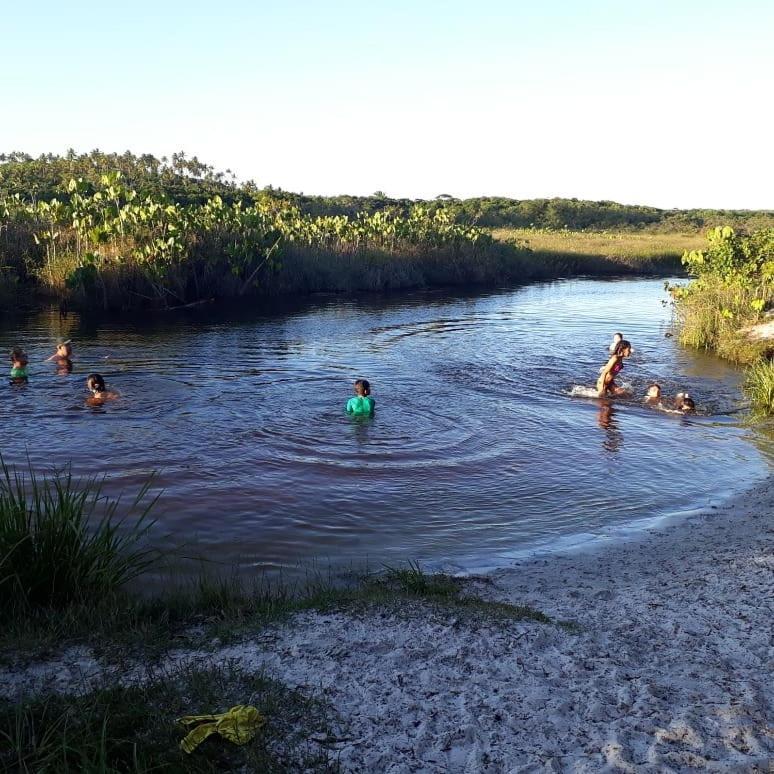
[2,0,772,209]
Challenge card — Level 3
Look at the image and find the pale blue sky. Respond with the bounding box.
[2,1,772,208]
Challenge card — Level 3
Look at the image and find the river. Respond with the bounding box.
[1,277,769,577]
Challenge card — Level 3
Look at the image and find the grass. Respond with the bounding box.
[744,358,774,415]
[1,561,559,669]
[492,227,703,274]
[0,462,158,613]
[0,662,337,773]
[3,226,693,314]
[673,277,772,364]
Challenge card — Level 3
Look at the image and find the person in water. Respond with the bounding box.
[46,338,73,374]
[346,379,375,417]
[85,373,119,405]
[596,340,632,397]
[644,383,662,405]
[608,332,623,354]
[47,338,72,361]
[9,347,29,381]
[674,392,696,413]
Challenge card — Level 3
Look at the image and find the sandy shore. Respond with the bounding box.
[3,479,772,772]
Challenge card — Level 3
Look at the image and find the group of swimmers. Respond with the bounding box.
[596,331,696,412]
[11,337,374,413]
[10,339,119,406]
[11,331,694,415]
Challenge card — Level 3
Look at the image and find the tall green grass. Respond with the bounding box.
[0,463,158,611]
[674,276,770,363]
[744,359,774,415]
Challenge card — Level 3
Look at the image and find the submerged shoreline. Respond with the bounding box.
[3,475,772,771]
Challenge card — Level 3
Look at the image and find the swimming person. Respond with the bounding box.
[644,383,662,405]
[596,340,632,397]
[9,347,29,381]
[85,373,119,405]
[346,378,375,417]
[46,338,73,374]
[674,392,696,413]
[47,338,73,361]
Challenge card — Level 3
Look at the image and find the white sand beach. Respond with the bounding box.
[3,479,772,772]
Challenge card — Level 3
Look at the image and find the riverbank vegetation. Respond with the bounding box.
[2,151,769,313]
[0,464,157,613]
[672,226,774,414]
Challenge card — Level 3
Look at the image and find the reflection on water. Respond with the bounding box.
[0,278,770,576]
[597,401,623,454]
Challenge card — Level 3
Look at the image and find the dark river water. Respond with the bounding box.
[1,278,770,577]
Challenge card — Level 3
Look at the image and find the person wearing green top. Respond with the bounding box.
[9,347,29,380]
[346,379,375,416]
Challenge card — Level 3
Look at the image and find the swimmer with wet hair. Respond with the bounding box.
[608,332,623,354]
[346,378,375,417]
[596,340,633,397]
[644,383,662,405]
[86,372,119,405]
[10,347,28,381]
[674,392,696,413]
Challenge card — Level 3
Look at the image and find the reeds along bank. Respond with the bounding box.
[0,173,497,310]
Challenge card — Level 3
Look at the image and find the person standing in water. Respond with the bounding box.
[46,338,73,374]
[596,340,632,397]
[346,379,375,417]
[85,373,119,406]
[9,347,29,381]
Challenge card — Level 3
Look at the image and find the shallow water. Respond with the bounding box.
[1,278,770,575]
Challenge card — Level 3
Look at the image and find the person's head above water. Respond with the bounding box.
[55,338,73,358]
[614,340,632,357]
[10,347,27,365]
[609,332,623,352]
[86,373,106,394]
[646,383,661,399]
[353,379,371,397]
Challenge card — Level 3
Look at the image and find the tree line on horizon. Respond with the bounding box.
[2,150,772,233]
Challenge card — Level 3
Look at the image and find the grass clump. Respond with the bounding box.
[0,462,157,613]
[744,358,774,415]
[0,662,337,773]
[373,560,551,624]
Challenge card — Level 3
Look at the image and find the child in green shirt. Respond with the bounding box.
[346,379,375,417]
[9,347,28,380]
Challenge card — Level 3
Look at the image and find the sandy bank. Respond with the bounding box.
[3,479,772,772]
